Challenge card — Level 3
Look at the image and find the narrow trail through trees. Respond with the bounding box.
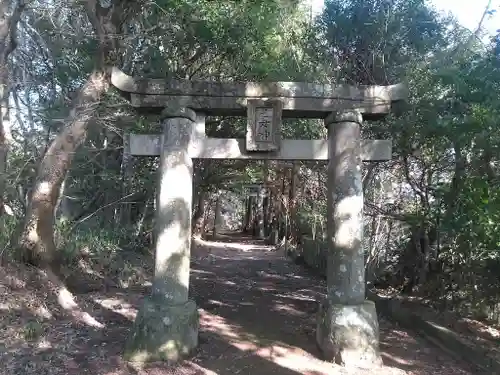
[177,232,476,375]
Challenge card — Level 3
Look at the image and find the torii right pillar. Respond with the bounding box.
[316,110,383,368]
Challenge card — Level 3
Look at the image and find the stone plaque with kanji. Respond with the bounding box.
[246,99,282,152]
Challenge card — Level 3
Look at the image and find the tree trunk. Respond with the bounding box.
[118,132,133,225]
[192,190,206,236]
[289,163,300,243]
[16,72,111,265]
[0,0,25,217]
[443,142,466,224]
[14,0,129,267]
[55,174,73,222]
[243,196,251,232]
[134,194,152,237]
[278,166,287,238]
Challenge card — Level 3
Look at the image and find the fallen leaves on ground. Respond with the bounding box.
[0,234,481,374]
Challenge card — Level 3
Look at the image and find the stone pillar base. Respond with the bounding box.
[124,297,199,365]
[316,299,382,368]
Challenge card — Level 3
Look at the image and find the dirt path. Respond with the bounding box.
[176,234,476,375]
[1,233,479,375]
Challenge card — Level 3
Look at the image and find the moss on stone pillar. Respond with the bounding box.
[316,299,381,368]
[124,297,199,365]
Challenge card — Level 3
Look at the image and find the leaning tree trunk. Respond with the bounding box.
[15,0,131,267]
[17,75,108,266]
[0,0,25,217]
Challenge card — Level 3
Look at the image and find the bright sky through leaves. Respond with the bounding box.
[430,0,500,35]
[308,0,500,36]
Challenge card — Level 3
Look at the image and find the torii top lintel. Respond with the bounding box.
[111,68,407,120]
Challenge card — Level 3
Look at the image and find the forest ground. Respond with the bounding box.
[0,233,492,375]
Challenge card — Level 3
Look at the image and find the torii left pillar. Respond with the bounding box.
[124,107,199,365]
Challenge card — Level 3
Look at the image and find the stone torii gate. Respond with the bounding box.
[111,68,406,367]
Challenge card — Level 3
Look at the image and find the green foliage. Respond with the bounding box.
[314,0,448,84]
[58,224,152,287]
[22,320,44,341]
[134,0,311,80]
[439,175,500,267]
[297,201,327,240]
[0,216,18,259]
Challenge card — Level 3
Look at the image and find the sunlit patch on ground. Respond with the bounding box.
[258,286,278,292]
[93,297,138,320]
[197,308,373,375]
[206,299,233,308]
[272,302,307,317]
[191,269,216,276]
[199,308,243,341]
[275,291,318,302]
[381,353,412,366]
